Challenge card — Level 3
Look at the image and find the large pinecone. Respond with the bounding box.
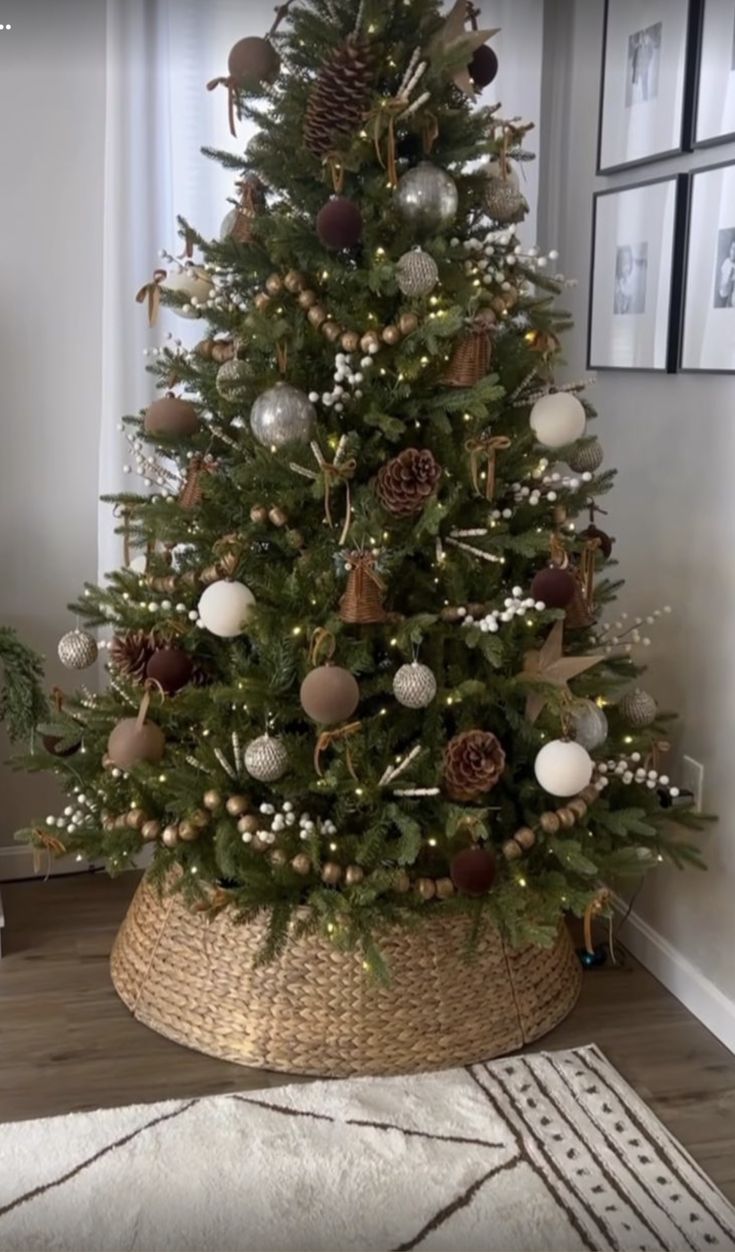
[304,36,376,158]
[443,731,506,802]
[375,448,442,517]
[109,631,155,681]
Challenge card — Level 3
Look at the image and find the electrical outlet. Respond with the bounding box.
[682,756,704,813]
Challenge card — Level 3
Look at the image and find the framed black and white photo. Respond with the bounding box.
[693,0,735,147]
[679,160,735,371]
[597,0,696,173]
[588,176,685,371]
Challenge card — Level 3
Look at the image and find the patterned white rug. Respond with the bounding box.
[1,1045,733,1251]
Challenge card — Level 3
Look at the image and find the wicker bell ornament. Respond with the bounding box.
[339,552,388,625]
[443,311,495,387]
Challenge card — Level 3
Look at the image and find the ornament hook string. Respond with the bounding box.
[309,627,336,666]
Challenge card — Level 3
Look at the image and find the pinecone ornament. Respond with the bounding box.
[375,448,442,517]
[443,730,506,801]
[304,36,376,158]
[109,631,155,681]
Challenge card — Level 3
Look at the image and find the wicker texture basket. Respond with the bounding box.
[111,875,582,1077]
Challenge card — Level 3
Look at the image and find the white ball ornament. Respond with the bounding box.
[534,739,593,797]
[162,268,214,319]
[530,392,586,449]
[244,733,289,782]
[197,580,255,638]
[393,661,437,709]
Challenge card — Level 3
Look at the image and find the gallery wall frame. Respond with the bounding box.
[677,158,735,372]
[596,0,701,175]
[587,174,688,373]
[692,0,735,149]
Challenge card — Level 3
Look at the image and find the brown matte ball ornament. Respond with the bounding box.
[450,846,497,896]
[228,37,280,90]
[530,567,577,610]
[469,45,499,88]
[144,395,199,438]
[107,717,165,770]
[300,664,360,725]
[145,647,193,695]
[442,730,506,801]
[316,197,363,250]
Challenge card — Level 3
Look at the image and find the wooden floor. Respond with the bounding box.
[1,872,734,1202]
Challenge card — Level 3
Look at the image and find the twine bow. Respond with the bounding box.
[645,738,671,775]
[179,455,218,511]
[579,535,601,609]
[206,75,239,137]
[465,433,511,500]
[308,627,336,666]
[113,505,132,566]
[135,269,167,326]
[32,828,67,879]
[291,438,356,544]
[314,721,362,780]
[549,533,569,569]
[372,98,410,189]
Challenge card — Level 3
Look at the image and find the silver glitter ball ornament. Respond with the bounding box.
[216,357,249,402]
[244,733,289,782]
[570,699,609,751]
[618,688,658,728]
[485,176,529,225]
[250,382,316,450]
[395,162,458,234]
[568,438,604,473]
[393,661,437,709]
[58,628,98,670]
[395,248,439,297]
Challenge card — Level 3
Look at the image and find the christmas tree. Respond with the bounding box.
[18,0,705,972]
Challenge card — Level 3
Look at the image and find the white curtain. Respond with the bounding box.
[98,0,544,578]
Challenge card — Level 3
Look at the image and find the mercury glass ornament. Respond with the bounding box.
[249,382,316,450]
[216,357,249,402]
[58,628,98,670]
[395,248,439,297]
[618,688,658,728]
[393,661,437,709]
[569,699,609,751]
[244,733,289,782]
[568,438,604,473]
[485,176,529,225]
[395,162,458,234]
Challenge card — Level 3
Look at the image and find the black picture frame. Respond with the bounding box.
[691,0,735,150]
[596,0,700,175]
[587,174,688,374]
[677,158,735,373]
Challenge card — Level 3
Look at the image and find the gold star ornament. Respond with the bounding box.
[520,620,603,724]
[429,0,499,97]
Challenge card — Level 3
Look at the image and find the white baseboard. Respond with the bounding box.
[616,900,735,1055]
[0,843,153,882]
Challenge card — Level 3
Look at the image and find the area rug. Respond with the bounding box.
[1,1044,733,1251]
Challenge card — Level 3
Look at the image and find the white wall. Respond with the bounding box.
[0,0,106,856]
[540,0,735,1038]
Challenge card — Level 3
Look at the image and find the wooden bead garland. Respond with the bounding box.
[255,270,423,354]
[501,787,599,860]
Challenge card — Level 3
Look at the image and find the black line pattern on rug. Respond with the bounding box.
[231,1094,335,1123]
[392,1155,521,1252]
[467,1064,599,1252]
[519,1056,663,1249]
[0,1099,198,1222]
[578,1048,735,1245]
[547,1053,701,1252]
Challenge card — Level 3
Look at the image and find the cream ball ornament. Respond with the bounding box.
[197,580,255,638]
[530,392,586,449]
[162,268,213,318]
[534,739,593,797]
[249,382,316,450]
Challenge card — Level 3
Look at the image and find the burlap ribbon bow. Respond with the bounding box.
[135,269,167,327]
[291,438,356,544]
[314,721,362,780]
